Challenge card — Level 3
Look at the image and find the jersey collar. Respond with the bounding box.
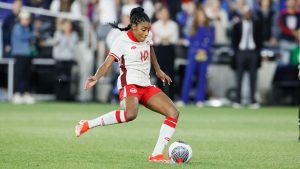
[127,30,139,43]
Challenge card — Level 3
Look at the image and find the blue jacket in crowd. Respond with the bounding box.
[11,23,34,56]
[180,25,215,103]
[187,26,215,62]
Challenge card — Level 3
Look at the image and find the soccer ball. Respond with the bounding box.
[168,141,192,163]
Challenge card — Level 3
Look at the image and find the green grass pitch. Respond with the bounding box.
[0,102,299,169]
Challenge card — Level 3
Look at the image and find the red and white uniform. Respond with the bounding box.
[109,30,153,90]
[109,30,161,104]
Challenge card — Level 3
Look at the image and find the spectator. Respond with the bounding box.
[0,0,15,21]
[50,0,82,19]
[151,1,163,22]
[96,0,118,64]
[93,0,118,101]
[42,20,79,100]
[152,6,179,100]
[277,0,300,64]
[205,0,229,45]
[86,0,99,25]
[177,7,215,107]
[2,0,22,58]
[142,0,155,20]
[176,1,196,38]
[255,0,276,45]
[228,0,246,21]
[161,0,182,22]
[32,15,56,58]
[85,0,99,57]
[11,11,35,104]
[231,7,263,108]
[51,20,78,61]
[77,0,90,15]
[122,0,139,17]
[27,0,52,8]
[27,0,55,51]
[105,7,131,103]
[106,6,131,49]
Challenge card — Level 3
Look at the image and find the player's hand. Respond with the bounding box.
[84,76,98,90]
[156,69,172,86]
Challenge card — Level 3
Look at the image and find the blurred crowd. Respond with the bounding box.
[0,0,300,107]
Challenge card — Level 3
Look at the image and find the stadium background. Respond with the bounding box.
[0,0,299,168]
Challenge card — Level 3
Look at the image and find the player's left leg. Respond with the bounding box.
[75,85,140,137]
[143,91,179,161]
[75,108,130,137]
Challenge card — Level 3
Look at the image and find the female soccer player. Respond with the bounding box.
[75,7,179,162]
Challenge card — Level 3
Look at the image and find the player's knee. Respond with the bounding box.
[167,107,180,119]
[126,109,138,121]
[173,109,180,119]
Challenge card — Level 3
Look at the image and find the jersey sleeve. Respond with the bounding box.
[108,36,124,62]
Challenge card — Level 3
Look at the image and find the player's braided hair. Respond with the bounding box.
[109,7,150,31]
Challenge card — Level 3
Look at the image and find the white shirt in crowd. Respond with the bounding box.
[142,0,155,19]
[239,20,256,50]
[109,30,154,90]
[98,0,117,25]
[151,20,179,45]
[44,31,79,61]
[205,8,229,44]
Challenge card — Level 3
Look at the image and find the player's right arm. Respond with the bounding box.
[84,55,115,90]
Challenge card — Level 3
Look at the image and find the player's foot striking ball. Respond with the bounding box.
[75,7,180,163]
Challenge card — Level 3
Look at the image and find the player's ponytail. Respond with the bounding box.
[109,7,150,32]
[108,22,131,31]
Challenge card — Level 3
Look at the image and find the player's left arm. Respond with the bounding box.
[150,46,172,85]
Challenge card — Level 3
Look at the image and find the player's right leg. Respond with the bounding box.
[75,96,139,137]
[143,91,179,162]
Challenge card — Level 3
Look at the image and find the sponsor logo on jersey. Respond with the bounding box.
[146,41,150,45]
[130,88,137,93]
[131,46,136,49]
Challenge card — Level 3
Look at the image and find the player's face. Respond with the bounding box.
[132,21,151,42]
